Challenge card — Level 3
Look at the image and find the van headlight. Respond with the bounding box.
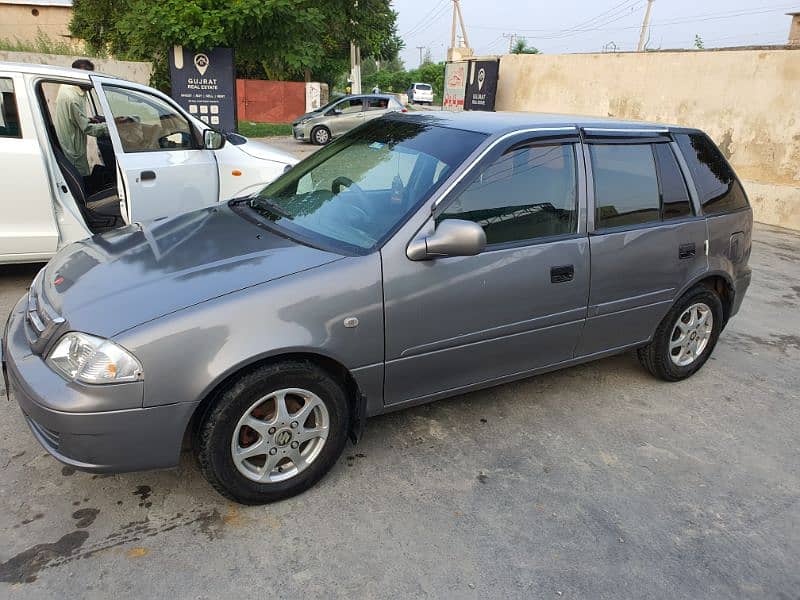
[46,332,143,384]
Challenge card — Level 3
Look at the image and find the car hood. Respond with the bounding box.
[41,204,341,338]
[292,110,323,125]
[236,139,298,165]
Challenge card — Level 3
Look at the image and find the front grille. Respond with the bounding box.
[25,415,61,451]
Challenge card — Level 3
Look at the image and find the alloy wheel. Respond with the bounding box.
[230,388,329,483]
[669,302,714,367]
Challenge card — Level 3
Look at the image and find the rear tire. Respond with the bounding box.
[311,126,331,145]
[196,360,350,504]
[637,286,724,382]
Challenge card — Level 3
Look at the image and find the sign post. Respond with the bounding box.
[442,61,467,112]
[464,59,499,112]
[169,46,237,132]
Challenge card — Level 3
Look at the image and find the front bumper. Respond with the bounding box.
[2,299,198,473]
[292,123,310,140]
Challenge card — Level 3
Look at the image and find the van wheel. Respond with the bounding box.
[637,286,724,382]
[196,360,350,504]
[311,126,331,145]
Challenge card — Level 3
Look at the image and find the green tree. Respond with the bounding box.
[694,34,705,50]
[70,0,402,89]
[511,39,540,55]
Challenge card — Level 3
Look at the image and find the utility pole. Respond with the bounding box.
[503,33,517,53]
[349,1,361,94]
[416,45,426,65]
[448,0,471,58]
[637,0,655,52]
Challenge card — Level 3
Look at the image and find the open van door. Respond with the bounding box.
[90,76,220,223]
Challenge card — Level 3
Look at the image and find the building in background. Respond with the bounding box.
[788,12,800,46]
[0,0,74,45]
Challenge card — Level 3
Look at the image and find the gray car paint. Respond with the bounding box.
[2,112,753,475]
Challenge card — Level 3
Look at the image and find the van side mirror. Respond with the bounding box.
[407,219,487,261]
[203,129,225,150]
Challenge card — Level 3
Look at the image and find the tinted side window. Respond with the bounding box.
[438,143,578,245]
[676,132,748,214]
[654,143,692,220]
[591,144,660,229]
[366,97,389,110]
[0,77,22,138]
[340,98,363,113]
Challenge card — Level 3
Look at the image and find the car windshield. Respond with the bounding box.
[241,119,486,253]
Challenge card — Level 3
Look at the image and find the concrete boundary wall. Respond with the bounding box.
[495,50,800,231]
[0,51,152,84]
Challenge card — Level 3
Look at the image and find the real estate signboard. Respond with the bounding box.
[169,46,237,132]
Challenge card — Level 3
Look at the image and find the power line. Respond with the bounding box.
[468,2,795,36]
[400,0,449,38]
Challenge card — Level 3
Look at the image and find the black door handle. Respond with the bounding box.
[551,265,574,283]
[679,243,696,260]
[140,170,156,181]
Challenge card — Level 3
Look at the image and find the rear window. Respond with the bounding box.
[591,144,661,229]
[676,132,748,215]
[415,84,432,91]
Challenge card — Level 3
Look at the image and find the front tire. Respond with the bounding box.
[637,286,724,381]
[311,126,331,145]
[196,361,350,504]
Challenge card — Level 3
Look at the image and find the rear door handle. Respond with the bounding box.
[140,170,156,182]
[550,265,574,283]
[679,243,696,260]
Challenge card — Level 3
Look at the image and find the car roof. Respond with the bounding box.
[0,61,99,80]
[347,94,395,100]
[386,110,688,135]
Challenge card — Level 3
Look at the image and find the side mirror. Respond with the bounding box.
[203,129,225,150]
[407,219,487,261]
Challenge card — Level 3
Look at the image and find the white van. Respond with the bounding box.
[406,82,434,105]
[0,62,298,264]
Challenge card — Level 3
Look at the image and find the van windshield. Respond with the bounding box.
[238,119,486,254]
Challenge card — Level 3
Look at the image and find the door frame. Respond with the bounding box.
[379,126,591,407]
[90,75,220,223]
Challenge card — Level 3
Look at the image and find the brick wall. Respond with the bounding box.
[236,79,307,124]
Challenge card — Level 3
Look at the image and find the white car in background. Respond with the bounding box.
[406,82,434,105]
[0,62,298,264]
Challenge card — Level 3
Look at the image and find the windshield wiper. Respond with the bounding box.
[229,194,293,219]
[248,196,294,220]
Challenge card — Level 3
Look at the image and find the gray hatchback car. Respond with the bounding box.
[292,93,405,145]
[3,112,752,504]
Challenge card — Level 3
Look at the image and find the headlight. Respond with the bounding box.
[46,332,143,384]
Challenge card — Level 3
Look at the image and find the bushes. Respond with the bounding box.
[363,61,445,100]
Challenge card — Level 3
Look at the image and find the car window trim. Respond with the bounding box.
[589,214,705,237]
[586,137,704,234]
[430,127,579,212]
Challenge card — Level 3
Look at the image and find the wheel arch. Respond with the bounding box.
[310,124,331,144]
[185,351,367,453]
[675,271,735,324]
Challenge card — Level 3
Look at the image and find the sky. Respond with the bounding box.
[392,0,798,67]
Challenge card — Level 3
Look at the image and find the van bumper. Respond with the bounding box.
[2,300,197,473]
